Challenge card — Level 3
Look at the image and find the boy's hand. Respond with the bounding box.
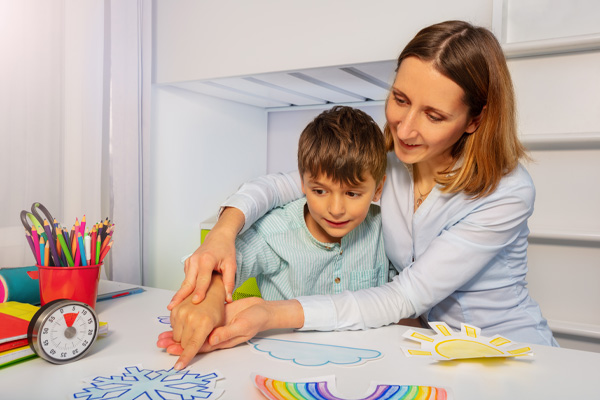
[158,274,226,370]
[168,208,245,310]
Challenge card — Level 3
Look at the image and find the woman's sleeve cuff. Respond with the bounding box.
[295,295,337,331]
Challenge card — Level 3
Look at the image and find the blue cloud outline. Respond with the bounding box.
[248,337,382,367]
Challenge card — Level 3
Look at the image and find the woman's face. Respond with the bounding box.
[385,57,480,170]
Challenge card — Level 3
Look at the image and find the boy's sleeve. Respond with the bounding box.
[234,226,284,291]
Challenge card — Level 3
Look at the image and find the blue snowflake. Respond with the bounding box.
[73,366,223,400]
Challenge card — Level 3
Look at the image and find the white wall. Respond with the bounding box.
[267,103,386,174]
[145,86,266,290]
[493,0,600,352]
[509,53,600,352]
[0,1,105,268]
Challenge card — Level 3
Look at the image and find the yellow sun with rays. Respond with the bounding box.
[401,322,533,360]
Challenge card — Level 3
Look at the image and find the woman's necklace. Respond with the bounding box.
[415,182,433,209]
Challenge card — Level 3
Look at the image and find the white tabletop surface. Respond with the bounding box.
[1,285,599,399]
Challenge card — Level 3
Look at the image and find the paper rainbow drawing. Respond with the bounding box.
[248,337,382,367]
[401,321,534,360]
[253,374,447,400]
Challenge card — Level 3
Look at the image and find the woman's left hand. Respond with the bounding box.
[208,297,305,350]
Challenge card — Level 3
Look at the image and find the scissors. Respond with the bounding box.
[20,202,57,238]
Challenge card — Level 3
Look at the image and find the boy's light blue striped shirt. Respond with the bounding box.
[235,197,392,300]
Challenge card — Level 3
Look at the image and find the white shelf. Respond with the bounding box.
[503,33,600,59]
[521,132,600,150]
[529,230,600,245]
[549,319,600,340]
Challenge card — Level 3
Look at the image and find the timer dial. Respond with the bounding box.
[27,299,99,364]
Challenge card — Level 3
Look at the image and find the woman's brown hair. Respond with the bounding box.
[384,20,528,198]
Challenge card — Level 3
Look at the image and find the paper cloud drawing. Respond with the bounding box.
[248,337,382,367]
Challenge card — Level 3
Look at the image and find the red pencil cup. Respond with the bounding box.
[27,264,102,309]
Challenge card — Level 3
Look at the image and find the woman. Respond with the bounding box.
[161,20,557,367]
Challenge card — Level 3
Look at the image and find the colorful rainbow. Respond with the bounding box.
[254,374,447,400]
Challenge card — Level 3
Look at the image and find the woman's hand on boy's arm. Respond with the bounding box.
[206,298,305,350]
[168,207,246,310]
[158,273,227,370]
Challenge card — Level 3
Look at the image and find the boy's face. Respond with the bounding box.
[301,172,385,244]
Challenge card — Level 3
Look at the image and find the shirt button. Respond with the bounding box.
[335,277,341,284]
[339,249,343,255]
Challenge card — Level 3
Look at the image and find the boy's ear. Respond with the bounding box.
[372,175,386,202]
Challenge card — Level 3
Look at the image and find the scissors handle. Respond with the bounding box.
[31,202,56,235]
[20,210,42,234]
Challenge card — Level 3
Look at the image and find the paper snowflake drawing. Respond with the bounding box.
[73,365,223,400]
[401,321,534,360]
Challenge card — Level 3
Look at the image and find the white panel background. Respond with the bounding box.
[154,0,492,83]
[267,103,386,174]
[145,87,267,290]
[499,0,600,352]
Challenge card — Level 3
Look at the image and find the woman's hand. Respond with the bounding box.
[168,207,245,309]
[207,297,305,350]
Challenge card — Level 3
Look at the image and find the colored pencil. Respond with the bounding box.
[62,227,71,258]
[80,215,86,236]
[84,231,91,265]
[98,222,105,242]
[31,226,41,265]
[39,237,46,266]
[98,241,113,264]
[71,226,78,263]
[70,224,76,249]
[56,233,63,263]
[43,238,50,266]
[100,234,111,255]
[43,219,60,267]
[77,232,87,266]
[25,230,35,260]
[90,227,97,267]
[73,236,81,267]
[56,226,74,267]
[95,234,101,265]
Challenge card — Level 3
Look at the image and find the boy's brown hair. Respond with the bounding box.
[298,106,386,186]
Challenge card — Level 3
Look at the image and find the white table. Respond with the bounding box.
[1,285,599,399]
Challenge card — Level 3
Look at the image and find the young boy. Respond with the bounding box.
[233,105,391,300]
[159,106,392,368]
